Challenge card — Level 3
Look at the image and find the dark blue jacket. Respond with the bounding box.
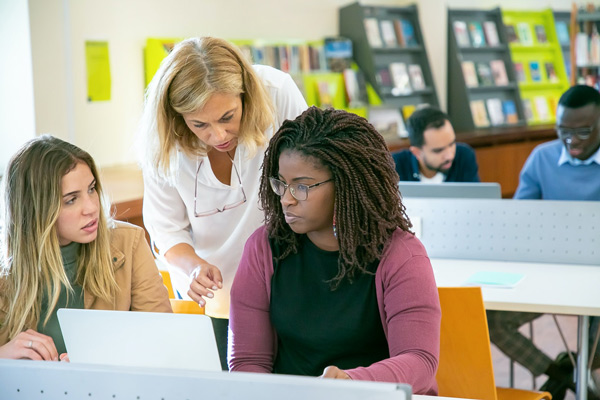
[392,142,480,182]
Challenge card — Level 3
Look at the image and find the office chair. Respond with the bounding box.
[159,269,175,299]
[169,299,205,314]
[436,286,552,400]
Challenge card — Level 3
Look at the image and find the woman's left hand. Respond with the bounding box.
[320,365,351,380]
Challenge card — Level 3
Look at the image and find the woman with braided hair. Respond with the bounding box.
[229,106,441,393]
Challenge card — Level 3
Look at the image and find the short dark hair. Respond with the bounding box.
[260,106,412,288]
[558,85,600,109]
[406,107,450,147]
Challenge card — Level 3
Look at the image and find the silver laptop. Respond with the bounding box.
[398,182,501,199]
[58,308,221,371]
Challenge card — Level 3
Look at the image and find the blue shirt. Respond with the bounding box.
[514,139,600,200]
[392,142,480,182]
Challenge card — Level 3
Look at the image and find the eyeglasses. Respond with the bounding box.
[556,124,596,141]
[194,156,247,217]
[269,177,332,201]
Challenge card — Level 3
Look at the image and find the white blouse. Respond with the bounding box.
[142,65,308,318]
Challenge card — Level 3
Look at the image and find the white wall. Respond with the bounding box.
[26,0,574,168]
[0,0,36,173]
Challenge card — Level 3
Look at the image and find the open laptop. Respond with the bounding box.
[58,308,221,371]
[398,181,501,199]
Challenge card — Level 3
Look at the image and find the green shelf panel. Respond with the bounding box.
[502,9,570,125]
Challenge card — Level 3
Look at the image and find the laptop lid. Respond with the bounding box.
[58,308,221,371]
[398,182,502,199]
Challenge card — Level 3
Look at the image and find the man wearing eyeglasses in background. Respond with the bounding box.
[513,84,600,200]
[487,85,600,400]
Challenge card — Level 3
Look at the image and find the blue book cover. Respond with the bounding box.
[529,61,541,82]
[555,21,570,45]
[401,19,418,46]
[502,100,518,124]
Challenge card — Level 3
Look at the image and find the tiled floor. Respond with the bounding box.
[491,314,579,400]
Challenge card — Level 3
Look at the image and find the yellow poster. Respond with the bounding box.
[85,41,111,101]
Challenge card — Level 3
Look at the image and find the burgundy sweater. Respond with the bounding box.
[229,226,441,395]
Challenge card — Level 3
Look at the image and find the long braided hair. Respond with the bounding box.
[260,106,412,288]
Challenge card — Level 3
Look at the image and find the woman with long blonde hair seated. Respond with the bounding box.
[0,135,171,361]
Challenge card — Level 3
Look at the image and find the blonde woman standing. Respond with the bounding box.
[137,37,307,369]
[0,135,171,360]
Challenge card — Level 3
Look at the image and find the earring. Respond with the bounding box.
[333,206,337,239]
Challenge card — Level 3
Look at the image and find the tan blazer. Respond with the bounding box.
[0,220,172,345]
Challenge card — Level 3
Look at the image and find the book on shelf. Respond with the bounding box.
[529,61,541,82]
[534,24,548,44]
[476,62,494,86]
[389,62,412,94]
[522,98,534,121]
[376,67,394,90]
[555,21,570,45]
[514,62,526,82]
[505,24,519,43]
[453,20,471,47]
[402,104,417,120]
[483,21,500,46]
[279,46,290,73]
[486,98,505,126]
[468,21,487,47]
[317,80,334,108]
[324,37,353,72]
[548,96,559,115]
[461,61,479,87]
[380,20,399,48]
[408,64,426,91]
[502,100,519,124]
[369,108,408,141]
[516,22,533,45]
[364,18,383,48]
[534,96,551,121]
[576,32,589,66]
[490,60,509,85]
[470,100,490,127]
[343,69,368,107]
[400,19,418,47]
[544,62,558,82]
[393,19,406,47]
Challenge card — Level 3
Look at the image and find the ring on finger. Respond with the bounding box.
[27,340,33,349]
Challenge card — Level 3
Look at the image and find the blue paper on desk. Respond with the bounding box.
[465,271,524,288]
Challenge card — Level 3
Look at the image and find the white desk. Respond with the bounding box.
[432,258,600,400]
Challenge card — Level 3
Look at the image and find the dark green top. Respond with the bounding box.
[37,241,85,355]
[269,235,389,376]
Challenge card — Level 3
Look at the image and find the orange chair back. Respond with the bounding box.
[159,270,175,299]
[437,286,498,400]
[170,299,205,314]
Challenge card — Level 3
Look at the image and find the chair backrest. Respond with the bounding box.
[170,299,205,314]
[159,270,175,299]
[436,287,497,400]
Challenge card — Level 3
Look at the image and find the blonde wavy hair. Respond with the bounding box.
[138,37,276,181]
[0,135,118,340]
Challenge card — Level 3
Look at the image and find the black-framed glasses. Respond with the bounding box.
[556,124,596,141]
[269,177,332,201]
[194,156,247,217]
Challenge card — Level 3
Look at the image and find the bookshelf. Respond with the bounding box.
[447,7,526,132]
[571,5,600,88]
[339,2,439,128]
[502,9,570,126]
[144,38,368,117]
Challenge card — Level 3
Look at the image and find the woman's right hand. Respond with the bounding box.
[0,329,58,361]
[188,263,223,307]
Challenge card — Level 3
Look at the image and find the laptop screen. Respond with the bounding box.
[398,182,502,199]
[58,308,221,371]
